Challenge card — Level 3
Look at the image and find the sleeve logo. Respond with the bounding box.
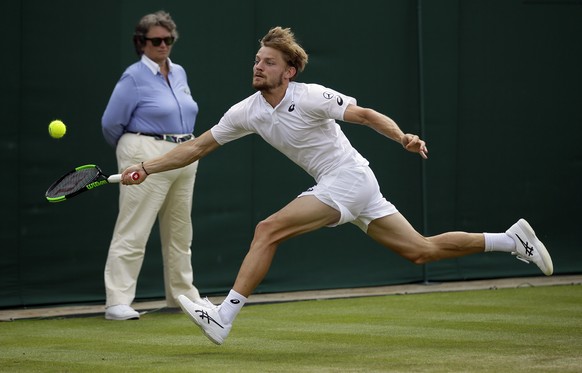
[323,91,334,99]
[323,91,343,106]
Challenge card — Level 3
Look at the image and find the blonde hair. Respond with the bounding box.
[260,27,308,80]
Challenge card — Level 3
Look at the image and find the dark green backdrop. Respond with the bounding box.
[2,0,581,308]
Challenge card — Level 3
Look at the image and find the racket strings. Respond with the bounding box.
[45,169,99,198]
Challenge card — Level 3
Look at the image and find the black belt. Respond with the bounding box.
[128,132,194,143]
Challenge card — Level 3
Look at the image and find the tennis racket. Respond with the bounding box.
[45,164,138,203]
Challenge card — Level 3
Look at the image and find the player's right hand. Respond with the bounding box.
[122,165,146,185]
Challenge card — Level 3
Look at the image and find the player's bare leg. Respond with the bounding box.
[366,213,484,263]
[233,195,341,297]
[367,213,553,274]
[177,195,340,344]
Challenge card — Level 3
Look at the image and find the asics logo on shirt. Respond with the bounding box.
[288,103,295,112]
[323,91,343,105]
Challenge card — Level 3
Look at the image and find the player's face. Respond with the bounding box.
[253,47,289,91]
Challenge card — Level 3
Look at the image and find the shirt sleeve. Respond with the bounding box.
[210,101,254,145]
[101,72,139,147]
[299,84,357,122]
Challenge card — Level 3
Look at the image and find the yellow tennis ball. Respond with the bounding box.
[49,120,67,139]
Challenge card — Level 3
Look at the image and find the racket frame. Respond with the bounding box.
[45,164,122,203]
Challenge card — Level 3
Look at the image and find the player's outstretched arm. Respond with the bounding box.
[343,104,428,159]
[121,130,221,184]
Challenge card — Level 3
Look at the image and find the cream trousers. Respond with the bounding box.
[104,133,200,308]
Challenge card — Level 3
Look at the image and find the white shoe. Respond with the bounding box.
[506,219,553,276]
[178,295,231,345]
[105,304,140,320]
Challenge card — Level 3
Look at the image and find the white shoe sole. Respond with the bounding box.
[105,314,140,320]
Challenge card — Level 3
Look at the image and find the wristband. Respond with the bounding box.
[141,161,150,175]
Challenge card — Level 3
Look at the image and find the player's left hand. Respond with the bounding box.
[402,134,428,159]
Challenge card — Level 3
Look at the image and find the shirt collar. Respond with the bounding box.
[140,54,173,75]
[260,82,296,110]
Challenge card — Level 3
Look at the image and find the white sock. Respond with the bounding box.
[484,233,516,252]
[218,289,247,325]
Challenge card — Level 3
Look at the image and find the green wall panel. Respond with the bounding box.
[2,0,580,308]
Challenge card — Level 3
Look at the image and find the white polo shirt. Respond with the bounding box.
[211,82,369,182]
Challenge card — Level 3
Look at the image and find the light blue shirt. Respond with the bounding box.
[102,55,199,147]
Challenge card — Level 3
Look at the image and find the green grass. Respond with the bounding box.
[1,285,581,372]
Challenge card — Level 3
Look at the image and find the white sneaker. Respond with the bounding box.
[105,304,140,320]
[178,295,231,345]
[506,219,553,276]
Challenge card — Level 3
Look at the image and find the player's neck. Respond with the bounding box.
[260,84,288,108]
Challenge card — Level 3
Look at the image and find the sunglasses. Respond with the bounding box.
[144,36,175,46]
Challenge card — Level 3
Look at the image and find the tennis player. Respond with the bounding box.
[121,26,553,345]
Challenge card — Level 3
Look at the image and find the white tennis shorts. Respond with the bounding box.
[298,165,398,232]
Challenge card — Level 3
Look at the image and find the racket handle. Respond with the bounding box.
[108,174,122,183]
[107,172,138,183]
